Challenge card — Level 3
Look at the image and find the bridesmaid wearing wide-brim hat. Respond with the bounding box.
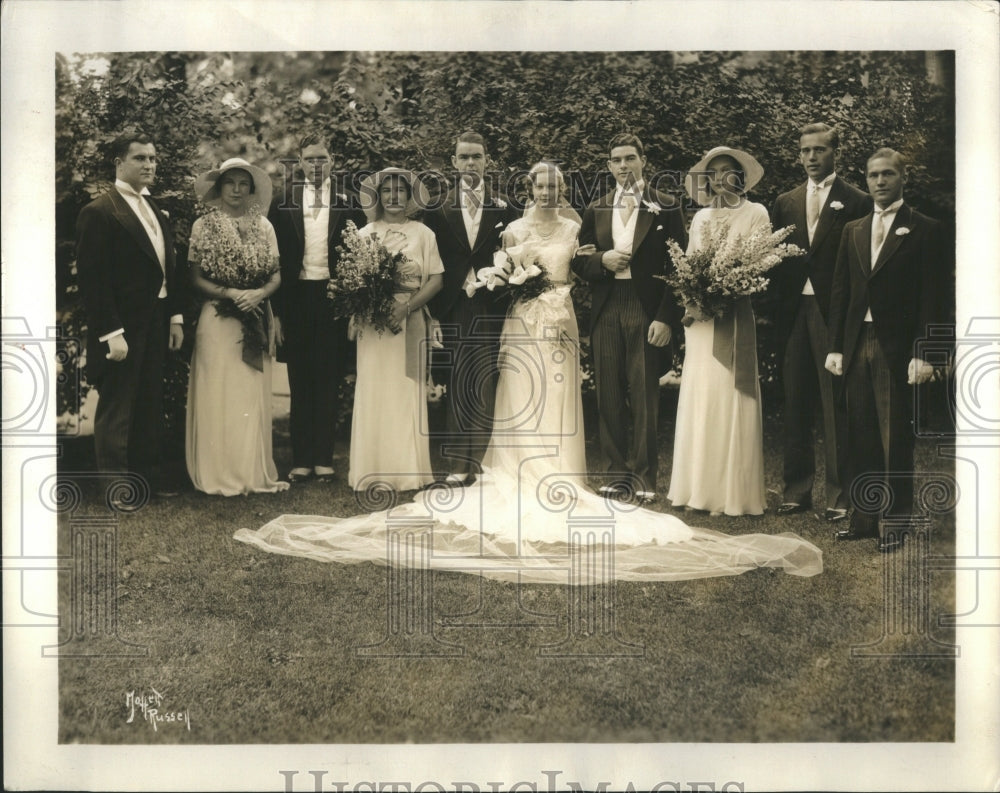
[186,157,288,496]
[667,144,770,517]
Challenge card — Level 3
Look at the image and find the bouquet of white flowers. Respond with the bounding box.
[193,207,277,367]
[327,221,408,335]
[662,221,804,324]
[467,242,553,305]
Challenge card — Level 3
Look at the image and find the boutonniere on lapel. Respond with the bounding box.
[336,192,348,204]
[493,197,508,209]
[895,227,911,236]
[829,201,844,211]
[642,199,662,213]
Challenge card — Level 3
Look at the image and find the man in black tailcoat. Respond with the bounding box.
[269,132,366,483]
[424,131,519,485]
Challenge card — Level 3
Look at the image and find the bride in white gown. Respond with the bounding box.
[234,163,822,583]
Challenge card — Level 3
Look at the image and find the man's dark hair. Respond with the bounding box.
[298,131,330,152]
[608,133,644,158]
[109,131,154,163]
[799,122,840,150]
[455,131,487,152]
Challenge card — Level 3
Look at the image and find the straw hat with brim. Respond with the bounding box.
[195,157,272,211]
[359,168,431,222]
[684,146,764,207]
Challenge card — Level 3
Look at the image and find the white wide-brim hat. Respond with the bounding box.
[195,157,273,210]
[684,146,764,207]
[359,167,431,222]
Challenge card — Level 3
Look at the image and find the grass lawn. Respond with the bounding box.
[56,389,956,744]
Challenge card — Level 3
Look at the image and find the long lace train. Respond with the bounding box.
[234,468,822,584]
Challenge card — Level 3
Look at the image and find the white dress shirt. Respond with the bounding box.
[611,180,644,279]
[301,178,331,280]
[459,182,485,287]
[100,180,181,342]
[802,172,837,295]
[462,184,484,249]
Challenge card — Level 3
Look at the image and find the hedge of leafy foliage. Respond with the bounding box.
[56,51,954,449]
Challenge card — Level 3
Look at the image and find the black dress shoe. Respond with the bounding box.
[834,527,868,542]
[287,470,312,483]
[825,507,849,522]
[777,502,810,515]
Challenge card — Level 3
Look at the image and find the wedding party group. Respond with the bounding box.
[74,122,946,582]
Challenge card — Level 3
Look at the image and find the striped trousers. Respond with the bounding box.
[591,281,662,493]
[844,323,915,533]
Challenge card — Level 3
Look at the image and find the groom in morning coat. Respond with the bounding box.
[76,131,184,492]
[825,148,946,553]
[770,123,872,521]
[269,133,366,483]
[425,131,520,485]
[572,133,687,503]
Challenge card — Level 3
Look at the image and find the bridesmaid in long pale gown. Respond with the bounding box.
[348,168,443,492]
[186,158,288,495]
[667,146,770,516]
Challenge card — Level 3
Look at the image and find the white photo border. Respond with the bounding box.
[2,1,998,791]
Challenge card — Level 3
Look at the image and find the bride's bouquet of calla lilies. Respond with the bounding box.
[661,221,805,325]
[468,243,553,305]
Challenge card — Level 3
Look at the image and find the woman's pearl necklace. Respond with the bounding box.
[531,218,560,239]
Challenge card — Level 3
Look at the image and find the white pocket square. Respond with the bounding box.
[656,225,663,231]
[495,222,503,228]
